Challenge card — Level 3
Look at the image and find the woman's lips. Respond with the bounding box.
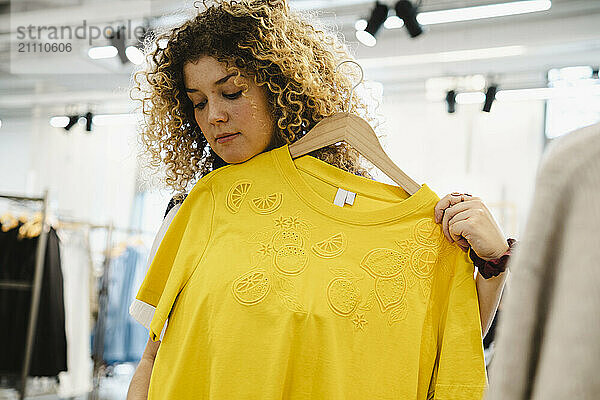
[216,132,240,144]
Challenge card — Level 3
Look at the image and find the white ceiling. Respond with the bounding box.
[0,0,599,119]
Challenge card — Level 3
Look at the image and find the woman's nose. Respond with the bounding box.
[208,103,228,125]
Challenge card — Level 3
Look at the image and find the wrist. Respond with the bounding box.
[481,242,510,261]
[470,238,517,279]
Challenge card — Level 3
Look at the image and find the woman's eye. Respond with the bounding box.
[224,90,242,99]
[193,91,242,110]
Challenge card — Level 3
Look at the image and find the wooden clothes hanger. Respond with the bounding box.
[287,60,421,196]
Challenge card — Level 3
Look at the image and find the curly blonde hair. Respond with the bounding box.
[131,0,378,198]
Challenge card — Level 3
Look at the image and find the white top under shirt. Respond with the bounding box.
[128,202,182,341]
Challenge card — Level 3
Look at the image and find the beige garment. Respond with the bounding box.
[486,122,600,400]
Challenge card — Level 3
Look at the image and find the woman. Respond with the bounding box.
[128,0,511,398]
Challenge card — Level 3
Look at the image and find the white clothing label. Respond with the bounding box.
[334,188,348,207]
[333,188,356,207]
[345,191,356,205]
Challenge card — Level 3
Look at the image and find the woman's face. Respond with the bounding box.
[183,56,276,164]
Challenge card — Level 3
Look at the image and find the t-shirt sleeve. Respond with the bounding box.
[128,182,215,341]
[128,201,182,340]
[429,248,487,399]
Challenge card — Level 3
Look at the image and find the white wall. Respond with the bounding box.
[1,117,137,224]
[372,96,546,238]
[0,119,33,193]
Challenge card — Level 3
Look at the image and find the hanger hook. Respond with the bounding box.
[335,59,364,113]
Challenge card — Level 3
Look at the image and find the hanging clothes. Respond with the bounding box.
[0,223,67,377]
[56,228,93,398]
[102,244,149,364]
[130,144,487,399]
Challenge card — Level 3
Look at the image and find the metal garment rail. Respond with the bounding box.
[90,222,113,400]
[0,191,49,400]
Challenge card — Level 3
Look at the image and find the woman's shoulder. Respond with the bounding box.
[164,193,189,219]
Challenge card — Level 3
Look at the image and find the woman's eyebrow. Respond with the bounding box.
[185,73,237,93]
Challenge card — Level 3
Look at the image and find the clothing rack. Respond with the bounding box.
[1,199,155,399]
[0,191,49,400]
[53,218,153,400]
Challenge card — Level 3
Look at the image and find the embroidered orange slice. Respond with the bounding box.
[414,219,441,247]
[274,244,308,275]
[360,248,405,278]
[231,269,270,305]
[312,233,346,258]
[409,247,437,279]
[249,192,282,215]
[226,181,252,213]
[327,277,360,316]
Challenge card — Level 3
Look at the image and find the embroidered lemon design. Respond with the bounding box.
[327,277,360,316]
[249,192,283,214]
[232,269,270,305]
[374,273,407,312]
[271,229,305,251]
[312,233,346,258]
[360,248,405,278]
[226,181,252,213]
[274,244,308,275]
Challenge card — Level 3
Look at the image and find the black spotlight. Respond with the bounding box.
[366,2,388,37]
[446,90,456,114]
[356,2,389,46]
[64,115,80,131]
[483,85,498,113]
[108,25,128,64]
[84,112,93,132]
[394,0,423,38]
[592,68,599,79]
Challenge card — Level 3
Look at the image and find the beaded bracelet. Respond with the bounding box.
[469,238,518,279]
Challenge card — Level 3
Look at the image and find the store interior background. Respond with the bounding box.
[1,0,599,399]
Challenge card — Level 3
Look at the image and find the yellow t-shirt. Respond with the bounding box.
[130,144,486,399]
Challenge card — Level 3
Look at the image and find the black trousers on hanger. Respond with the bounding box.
[0,224,67,377]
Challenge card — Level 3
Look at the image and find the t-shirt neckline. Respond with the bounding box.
[271,144,437,225]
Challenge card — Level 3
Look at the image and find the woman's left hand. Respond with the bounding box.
[434,192,509,261]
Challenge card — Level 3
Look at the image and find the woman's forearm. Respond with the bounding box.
[127,358,154,400]
[476,269,509,337]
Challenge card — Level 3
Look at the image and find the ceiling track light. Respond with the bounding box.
[64,115,80,131]
[84,111,93,132]
[356,2,389,46]
[446,90,457,114]
[365,2,389,37]
[394,0,423,38]
[483,85,498,112]
[108,25,128,64]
